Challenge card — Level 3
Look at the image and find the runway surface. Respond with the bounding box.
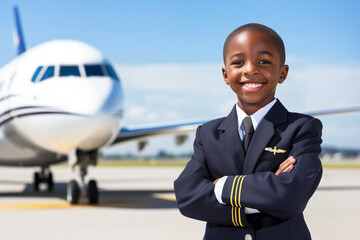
[0,165,359,239]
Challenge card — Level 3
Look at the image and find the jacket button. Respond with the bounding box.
[245,234,252,240]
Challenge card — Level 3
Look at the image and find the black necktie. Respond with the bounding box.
[242,116,254,153]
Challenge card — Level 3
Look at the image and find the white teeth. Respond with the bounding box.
[244,83,263,88]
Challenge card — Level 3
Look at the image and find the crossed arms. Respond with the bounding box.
[174,118,323,227]
[213,155,296,186]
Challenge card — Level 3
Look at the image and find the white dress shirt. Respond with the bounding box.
[214,99,277,214]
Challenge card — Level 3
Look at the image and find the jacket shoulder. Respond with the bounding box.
[286,111,322,130]
[201,117,227,131]
[287,111,319,121]
[271,100,321,126]
[288,112,313,120]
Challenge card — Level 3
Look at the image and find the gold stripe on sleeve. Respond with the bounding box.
[233,176,242,207]
[234,206,240,226]
[231,207,238,226]
[231,207,243,227]
[238,175,246,208]
[238,207,243,227]
[230,176,238,207]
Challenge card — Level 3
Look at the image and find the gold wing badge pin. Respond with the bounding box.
[264,146,287,155]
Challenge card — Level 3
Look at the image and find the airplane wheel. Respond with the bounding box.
[67,180,80,204]
[88,180,98,204]
[33,172,40,192]
[47,172,54,192]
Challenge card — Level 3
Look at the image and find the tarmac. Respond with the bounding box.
[0,165,359,240]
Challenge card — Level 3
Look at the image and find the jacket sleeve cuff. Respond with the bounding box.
[214,176,227,204]
[230,206,251,227]
[222,175,246,207]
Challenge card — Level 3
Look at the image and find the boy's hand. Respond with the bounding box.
[213,178,220,185]
[213,156,296,184]
[275,156,296,176]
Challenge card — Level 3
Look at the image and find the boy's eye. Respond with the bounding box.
[259,60,271,64]
[231,60,244,65]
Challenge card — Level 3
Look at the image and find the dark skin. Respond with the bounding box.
[214,30,295,185]
[222,30,289,116]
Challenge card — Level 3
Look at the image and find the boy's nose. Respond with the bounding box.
[243,62,257,75]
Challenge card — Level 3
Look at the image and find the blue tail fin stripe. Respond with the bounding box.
[13,6,26,55]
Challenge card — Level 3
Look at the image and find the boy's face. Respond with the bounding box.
[222,30,289,114]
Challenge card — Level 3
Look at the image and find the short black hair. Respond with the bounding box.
[223,23,286,66]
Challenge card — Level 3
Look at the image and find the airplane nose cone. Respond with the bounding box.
[34,77,123,116]
[15,77,124,153]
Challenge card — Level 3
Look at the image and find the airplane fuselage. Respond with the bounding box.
[0,40,124,166]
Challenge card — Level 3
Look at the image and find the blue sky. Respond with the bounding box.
[0,0,359,155]
[1,0,359,65]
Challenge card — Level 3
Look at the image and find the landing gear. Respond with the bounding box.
[34,172,40,192]
[66,179,98,204]
[88,180,98,204]
[33,166,53,192]
[67,180,80,204]
[47,172,54,192]
[66,149,99,205]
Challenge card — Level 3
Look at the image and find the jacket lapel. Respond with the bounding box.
[243,100,288,174]
[218,105,246,170]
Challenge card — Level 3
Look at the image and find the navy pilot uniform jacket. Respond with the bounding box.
[174,100,323,240]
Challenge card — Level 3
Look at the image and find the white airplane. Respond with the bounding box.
[0,7,201,204]
[1,7,359,206]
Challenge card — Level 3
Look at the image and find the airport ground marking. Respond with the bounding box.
[0,202,91,210]
[0,201,154,210]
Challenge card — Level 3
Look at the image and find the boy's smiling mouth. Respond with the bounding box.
[244,83,263,88]
[240,82,265,92]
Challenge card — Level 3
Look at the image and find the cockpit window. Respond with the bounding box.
[60,66,81,77]
[31,66,43,82]
[84,65,105,77]
[105,65,120,81]
[40,66,55,81]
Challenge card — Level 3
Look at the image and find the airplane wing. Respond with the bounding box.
[304,106,360,117]
[112,120,206,151]
[111,105,360,151]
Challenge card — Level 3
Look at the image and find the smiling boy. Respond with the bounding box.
[174,23,323,240]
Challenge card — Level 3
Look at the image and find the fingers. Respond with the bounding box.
[283,164,294,172]
[275,156,296,176]
[279,156,295,168]
[213,178,220,185]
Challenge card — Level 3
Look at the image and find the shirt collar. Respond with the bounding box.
[236,98,277,131]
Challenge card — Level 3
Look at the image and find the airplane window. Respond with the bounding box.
[40,66,55,81]
[60,66,81,77]
[84,65,105,77]
[105,65,120,81]
[31,66,43,82]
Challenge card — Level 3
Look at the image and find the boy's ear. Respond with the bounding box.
[279,64,289,84]
[222,66,229,85]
